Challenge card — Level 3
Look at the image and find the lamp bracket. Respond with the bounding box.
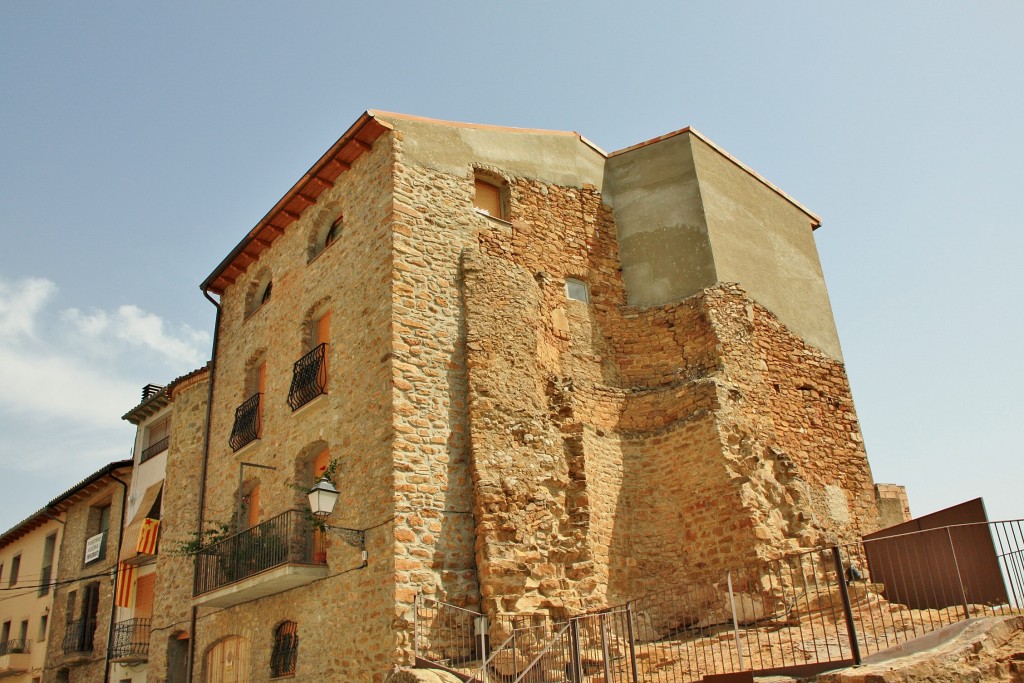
[325,525,365,549]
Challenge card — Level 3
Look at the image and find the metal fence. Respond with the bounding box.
[193,509,321,596]
[415,520,1024,682]
[109,618,151,660]
[62,618,95,655]
[0,639,29,656]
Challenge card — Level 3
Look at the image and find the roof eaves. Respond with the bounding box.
[121,363,211,424]
[201,111,394,296]
[45,460,134,512]
[0,507,56,550]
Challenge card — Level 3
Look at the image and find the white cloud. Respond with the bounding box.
[0,275,210,430]
[64,304,209,366]
[0,277,57,340]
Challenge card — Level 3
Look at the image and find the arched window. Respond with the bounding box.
[325,216,342,248]
[565,278,590,303]
[270,621,298,678]
[246,271,274,318]
[310,213,343,261]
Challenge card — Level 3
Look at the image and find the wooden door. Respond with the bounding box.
[205,636,249,683]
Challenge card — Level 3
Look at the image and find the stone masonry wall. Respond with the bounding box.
[386,149,881,626]
[44,473,129,683]
[196,132,398,682]
[145,374,208,683]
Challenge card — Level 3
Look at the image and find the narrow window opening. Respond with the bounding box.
[473,174,507,220]
[270,621,298,677]
[8,555,20,586]
[325,216,342,248]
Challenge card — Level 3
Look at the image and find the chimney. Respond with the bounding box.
[141,384,165,402]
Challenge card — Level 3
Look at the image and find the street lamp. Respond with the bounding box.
[307,477,340,517]
[305,477,364,556]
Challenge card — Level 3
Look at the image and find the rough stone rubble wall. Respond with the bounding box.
[392,161,883,624]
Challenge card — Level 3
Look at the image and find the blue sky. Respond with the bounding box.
[0,2,1021,532]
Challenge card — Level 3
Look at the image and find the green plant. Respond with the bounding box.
[168,521,232,557]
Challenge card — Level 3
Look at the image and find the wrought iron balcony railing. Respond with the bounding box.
[140,436,170,463]
[62,618,95,655]
[193,509,323,597]
[287,343,328,411]
[0,639,28,656]
[109,618,150,660]
[229,393,261,451]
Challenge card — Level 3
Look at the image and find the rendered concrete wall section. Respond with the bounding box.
[380,115,607,190]
[605,133,718,307]
[689,136,843,360]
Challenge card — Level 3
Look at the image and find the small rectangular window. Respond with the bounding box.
[39,614,48,642]
[565,279,590,303]
[474,178,505,219]
[8,555,20,586]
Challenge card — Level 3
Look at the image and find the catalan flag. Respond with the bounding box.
[115,562,136,608]
[137,518,160,555]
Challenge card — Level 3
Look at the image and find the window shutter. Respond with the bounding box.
[474,180,502,218]
[134,573,155,619]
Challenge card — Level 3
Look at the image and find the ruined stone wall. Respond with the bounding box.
[145,375,208,683]
[705,285,879,552]
[875,484,912,529]
[196,132,398,682]
[44,474,129,683]
[446,161,877,620]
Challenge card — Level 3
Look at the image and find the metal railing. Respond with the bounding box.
[109,618,150,660]
[140,436,169,462]
[287,343,328,411]
[193,509,322,596]
[229,393,261,451]
[0,639,29,656]
[414,596,489,677]
[62,618,95,655]
[415,520,1024,682]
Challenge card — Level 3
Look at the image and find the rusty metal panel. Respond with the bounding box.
[863,498,1008,610]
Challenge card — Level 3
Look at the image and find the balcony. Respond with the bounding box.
[140,436,169,463]
[0,639,30,676]
[109,618,150,663]
[287,343,328,411]
[229,393,261,451]
[62,618,95,658]
[192,509,327,608]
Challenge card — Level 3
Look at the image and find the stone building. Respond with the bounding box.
[109,366,210,683]
[42,460,132,683]
[174,111,884,681]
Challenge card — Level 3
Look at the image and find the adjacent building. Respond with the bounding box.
[111,365,209,683]
[0,509,62,682]
[40,461,132,683]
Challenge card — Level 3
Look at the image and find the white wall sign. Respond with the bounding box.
[84,532,105,563]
